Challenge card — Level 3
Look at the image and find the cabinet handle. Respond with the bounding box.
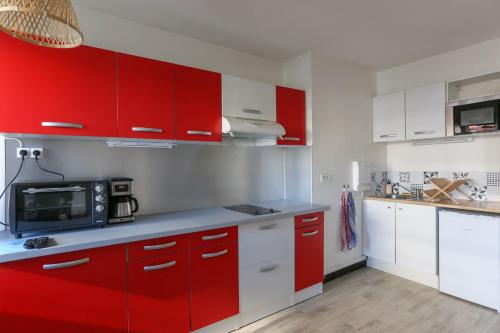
[143,241,176,251]
[43,257,90,270]
[414,130,436,135]
[187,130,212,136]
[379,134,397,138]
[259,264,279,273]
[258,224,279,230]
[242,108,262,115]
[144,260,176,271]
[41,122,84,129]
[302,230,319,237]
[301,216,319,223]
[132,127,163,133]
[202,249,228,259]
[387,206,392,209]
[202,232,228,241]
[282,137,301,141]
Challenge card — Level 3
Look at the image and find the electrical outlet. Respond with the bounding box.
[30,148,44,159]
[320,174,333,183]
[16,148,29,158]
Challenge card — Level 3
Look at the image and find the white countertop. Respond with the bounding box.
[0,200,329,264]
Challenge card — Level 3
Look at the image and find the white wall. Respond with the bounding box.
[378,37,500,172]
[285,53,386,274]
[75,5,283,84]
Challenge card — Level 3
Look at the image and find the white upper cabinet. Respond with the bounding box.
[405,82,446,140]
[373,91,406,142]
[222,75,276,121]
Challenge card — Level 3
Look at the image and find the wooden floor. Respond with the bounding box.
[235,268,500,333]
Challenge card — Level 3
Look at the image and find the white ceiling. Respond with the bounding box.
[74,0,500,70]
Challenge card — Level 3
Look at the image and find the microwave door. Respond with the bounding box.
[454,100,499,134]
[16,184,92,231]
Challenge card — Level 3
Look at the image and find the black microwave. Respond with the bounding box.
[9,180,108,239]
[453,99,500,135]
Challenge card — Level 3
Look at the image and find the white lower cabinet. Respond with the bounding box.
[238,218,294,327]
[439,211,500,310]
[396,203,437,274]
[363,199,438,287]
[363,200,396,263]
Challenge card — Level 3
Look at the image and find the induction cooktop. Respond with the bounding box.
[224,204,281,216]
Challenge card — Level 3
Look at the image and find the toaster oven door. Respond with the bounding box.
[13,182,93,233]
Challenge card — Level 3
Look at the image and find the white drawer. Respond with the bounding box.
[239,255,293,314]
[239,218,293,268]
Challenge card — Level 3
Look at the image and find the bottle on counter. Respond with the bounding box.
[385,181,394,196]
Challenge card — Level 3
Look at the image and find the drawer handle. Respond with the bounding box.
[41,122,84,129]
[132,127,163,133]
[43,258,90,270]
[144,260,176,271]
[258,224,279,230]
[187,130,212,136]
[242,108,262,115]
[302,230,319,237]
[464,228,473,232]
[143,241,177,251]
[282,137,301,141]
[259,264,279,273]
[202,232,228,241]
[379,134,396,138]
[301,216,319,223]
[202,249,228,259]
[414,130,436,135]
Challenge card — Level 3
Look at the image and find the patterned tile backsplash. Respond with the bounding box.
[371,170,500,201]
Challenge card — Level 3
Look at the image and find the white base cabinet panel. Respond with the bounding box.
[239,218,293,268]
[396,203,437,275]
[363,200,396,263]
[439,211,500,310]
[293,283,323,305]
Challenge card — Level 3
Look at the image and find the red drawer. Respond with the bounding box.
[190,226,238,249]
[294,212,324,229]
[128,234,189,261]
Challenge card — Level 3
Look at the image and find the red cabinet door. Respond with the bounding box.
[174,65,222,142]
[117,53,174,139]
[0,245,127,333]
[0,31,117,137]
[128,252,190,333]
[190,242,239,330]
[295,223,324,292]
[276,86,306,146]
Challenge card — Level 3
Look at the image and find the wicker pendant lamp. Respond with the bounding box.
[0,0,83,48]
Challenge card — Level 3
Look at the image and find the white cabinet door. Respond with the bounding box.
[222,75,276,121]
[239,218,293,268]
[405,82,446,140]
[396,203,437,274]
[439,211,500,310]
[373,91,406,142]
[363,200,396,263]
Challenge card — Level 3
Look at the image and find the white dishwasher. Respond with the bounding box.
[439,210,500,310]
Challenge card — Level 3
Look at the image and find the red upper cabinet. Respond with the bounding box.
[174,65,222,142]
[190,242,239,331]
[128,251,190,333]
[276,86,307,146]
[117,53,175,139]
[0,245,127,333]
[0,32,117,137]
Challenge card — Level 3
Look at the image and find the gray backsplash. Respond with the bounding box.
[4,139,291,217]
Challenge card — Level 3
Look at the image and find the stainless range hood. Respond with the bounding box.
[222,116,285,138]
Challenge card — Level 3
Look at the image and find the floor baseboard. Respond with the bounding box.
[323,259,367,283]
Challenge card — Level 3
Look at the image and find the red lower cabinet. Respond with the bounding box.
[295,223,324,292]
[0,245,127,333]
[128,251,190,333]
[190,242,239,331]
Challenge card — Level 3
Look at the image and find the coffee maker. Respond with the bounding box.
[108,178,139,224]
